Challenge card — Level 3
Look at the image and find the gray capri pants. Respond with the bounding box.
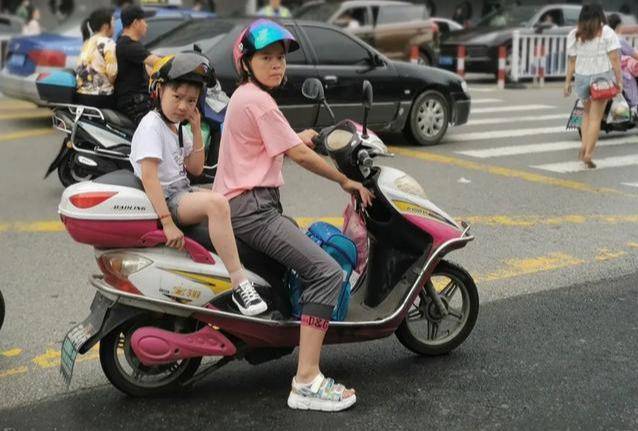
[229,187,343,320]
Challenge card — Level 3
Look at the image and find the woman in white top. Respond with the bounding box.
[564,4,622,169]
[21,5,41,36]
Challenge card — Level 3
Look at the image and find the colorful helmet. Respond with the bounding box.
[149,52,216,95]
[233,19,299,75]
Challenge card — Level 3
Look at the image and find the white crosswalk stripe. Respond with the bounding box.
[466,114,569,126]
[471,98,503,104]
[457,135,638,158]
[471,105,555,114]
[532,155,638,173]
[446,126,567,142]
[622,183,638,188]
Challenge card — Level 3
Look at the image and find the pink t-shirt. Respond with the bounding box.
[212,82,302,199]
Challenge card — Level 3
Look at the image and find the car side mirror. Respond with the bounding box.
[361,80,373,138]
[367,53,384,68]
[302,78,325,102]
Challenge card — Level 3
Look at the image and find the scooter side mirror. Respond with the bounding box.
[362,80,373,110]
[361,80,373,138]
[302,78,325,102]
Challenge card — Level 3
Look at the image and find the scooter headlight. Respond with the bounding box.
[394,175,427,199]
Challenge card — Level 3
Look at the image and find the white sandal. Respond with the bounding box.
[287,373,356,412]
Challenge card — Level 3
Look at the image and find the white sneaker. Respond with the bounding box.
[287,374,357,412]
[231,280,267,316]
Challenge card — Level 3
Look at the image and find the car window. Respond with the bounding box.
[537,9,564,27]
[283,25,307,65]
[148,19,233,53]
[475,5,537,28]
[335,7,370,27]
[437,21,450,34]
[563,8,581,26]
[295,2,341,21]
[142,18,185,45]
[303,26,369,65]
[376,4,429,25]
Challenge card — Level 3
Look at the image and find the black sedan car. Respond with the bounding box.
[149,18,470,146]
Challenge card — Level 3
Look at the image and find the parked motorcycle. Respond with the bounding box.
[58,78,479,396]
[41,78,227,187]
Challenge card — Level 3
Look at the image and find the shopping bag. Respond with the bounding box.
[566,99,584,130]
[610,93,630,123]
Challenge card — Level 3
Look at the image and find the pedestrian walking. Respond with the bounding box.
[563,4,623,169]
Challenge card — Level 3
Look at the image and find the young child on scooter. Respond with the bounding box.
[129,53,268,317]
[212,19,373,411]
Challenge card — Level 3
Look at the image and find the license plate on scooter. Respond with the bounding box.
[60,294,112,387]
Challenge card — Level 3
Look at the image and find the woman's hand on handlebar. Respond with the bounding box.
[298,129,318,149]
[340,179,374,208]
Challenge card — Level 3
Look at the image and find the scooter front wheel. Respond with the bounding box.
[99,316,202,397]
[395,260,479,356]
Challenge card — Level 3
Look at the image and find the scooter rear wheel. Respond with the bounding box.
[57,152,92,187]
[395,260,479,356]
[99,315,202,397]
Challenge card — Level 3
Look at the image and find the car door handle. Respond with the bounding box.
[323,75,338,84]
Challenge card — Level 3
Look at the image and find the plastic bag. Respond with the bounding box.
[610,94,630,123]
[566,99,583,130]
[342,197,368,274]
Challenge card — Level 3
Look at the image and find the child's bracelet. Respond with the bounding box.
[192,145,205,153]
[159,213,171,221]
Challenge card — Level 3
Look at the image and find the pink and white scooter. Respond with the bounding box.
[59,79,478,397]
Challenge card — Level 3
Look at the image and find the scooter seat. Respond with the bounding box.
[101,109,135,131]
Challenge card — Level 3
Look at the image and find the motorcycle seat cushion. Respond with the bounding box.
[101,109,135,131]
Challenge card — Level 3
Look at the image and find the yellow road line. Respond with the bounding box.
[595,248,628,261]
[389,146,631,196]
[628,242,638,249]
[1,348,23,357]
[0,100,38,110]
[475,252,586,283]
[0,128,54,142]
[32,348,60,369]
[0,366,28,379]
[0,110,51,120]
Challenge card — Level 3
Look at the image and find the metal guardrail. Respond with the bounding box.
[511,31,638,82]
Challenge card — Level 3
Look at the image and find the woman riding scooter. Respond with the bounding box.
[212,19,373,411]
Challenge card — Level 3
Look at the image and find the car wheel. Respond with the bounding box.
[417,51,431,66]
[404,90,449,146]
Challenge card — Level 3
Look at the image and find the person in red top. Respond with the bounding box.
[212,19,373,411]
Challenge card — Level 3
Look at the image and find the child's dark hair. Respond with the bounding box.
[607,13,622,31]
[81,7,115,41]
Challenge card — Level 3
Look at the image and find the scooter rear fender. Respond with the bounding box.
[73,292,146,355]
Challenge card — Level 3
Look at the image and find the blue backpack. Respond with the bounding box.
[288,222,357,321]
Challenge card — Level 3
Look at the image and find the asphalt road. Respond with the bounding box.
[0,82,637,430]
